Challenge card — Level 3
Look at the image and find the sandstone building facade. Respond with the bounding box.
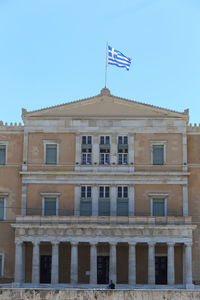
[0,88,199,288]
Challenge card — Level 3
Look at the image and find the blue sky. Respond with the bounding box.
[0,0,200,124]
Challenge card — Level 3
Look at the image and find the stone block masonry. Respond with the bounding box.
[1,289,200,300]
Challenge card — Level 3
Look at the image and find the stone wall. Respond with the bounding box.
[1,289,200,300]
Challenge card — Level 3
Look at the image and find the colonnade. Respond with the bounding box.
[14,240,193,286]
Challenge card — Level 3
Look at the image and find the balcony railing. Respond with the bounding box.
[15,215,192,226]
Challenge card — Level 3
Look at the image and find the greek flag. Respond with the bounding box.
[108,45,131,70]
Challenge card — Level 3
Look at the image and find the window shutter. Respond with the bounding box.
[46,144,57,165]
[117,198,128,216]
[99,199,110,216]
[0,199,4,220]
[0,255,2,276]
[153,199,165,216]
[0,145,6,165]
[44,198,57,216]
[80,199,92,216]
[153,145,164,165]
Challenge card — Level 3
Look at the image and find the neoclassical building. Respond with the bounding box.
[0,87,200,288]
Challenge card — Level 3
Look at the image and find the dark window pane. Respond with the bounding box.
[124,187,128,198]
[100,136,104,145]
[0,145,6,165]
[118,187,122,198]
[88,136,92,144]
[44,198,57,216]
[153,199,165,216]
[153,145,164,165]
[106,136,110,144]
[82,136,86,144]
[87,186,91,198]
[105,186,110,198]
[46,144,57,165]
[99,187,104,198]
[81,186,86,198]
[118,136,122,145]
[0,199,4,220]
[124,136,128,145]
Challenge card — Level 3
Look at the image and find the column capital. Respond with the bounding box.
[148,242,156,247]
[129,242,137,247]
[71,241,79,246]
[110,242,117,247]
[32,241,40,247]
[15,240,23,246]
[185,242,192,247]
[90,241,97,246]
[52,241,59,246]
[167,242,175,247]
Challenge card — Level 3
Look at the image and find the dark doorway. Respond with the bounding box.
[155,256,167,284]
[40,255,52,283]
[97,256,109,284]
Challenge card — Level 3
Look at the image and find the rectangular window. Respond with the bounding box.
[99,186,110,216]
[46,144,57,165]
[0,198,5,220]
[0,254,3,277]
[117,186,128,216]
[152,144,164,165]
[81,136,92,165]
[80,186,92,216]
[0,145,6,165]
[99,136,110,165]
[118,136,128,165]
[43,197,57,216]
[152,198,166,216]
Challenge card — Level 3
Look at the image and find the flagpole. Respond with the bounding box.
[105,42,108,88]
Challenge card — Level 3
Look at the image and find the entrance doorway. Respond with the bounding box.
[155,256,167,284]
[40,255,52,283]
[97,256,109,284]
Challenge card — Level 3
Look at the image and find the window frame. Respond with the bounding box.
[81,186,92,199]
[0,141,8,165]
[41,193,60,216]
[43,140,59,165]
[150,195,167,217]
[151,141,166,166]
[0,253,4,277]
[0,197,6,221]
[81,136,92,165]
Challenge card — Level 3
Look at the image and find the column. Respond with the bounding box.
[185,243,193,288]
[51,242,59,284]
[90,242,97,284]
[75,134,81,165]
[22,130,28,171]
[148,242,155,285]
[110,186,117,216]
[15,241,23,283]
[93,135,99,164]
[167,243,175,285]
[74,185,80,216]
[92,185,98,216]
[70,242,78,284]
[109,243,117,283]
[129,185,135,216]
[110,134,117,164]
[21,182,27,216]
[128,243,136,285]
[128,134,135,170]
[32,241,40,284]
[182,184,188,216]
[182,133,187,172]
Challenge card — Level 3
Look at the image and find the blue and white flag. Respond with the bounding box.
[108,45,131,70]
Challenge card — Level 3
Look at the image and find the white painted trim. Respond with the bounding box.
[43,140,59,165]
[151,141,166,165]
[0,141,8,165]
[42,196,59,216]
[150,197,167,217]
[0,253,4,277]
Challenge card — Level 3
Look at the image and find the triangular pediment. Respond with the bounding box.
[22,88,188,121]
